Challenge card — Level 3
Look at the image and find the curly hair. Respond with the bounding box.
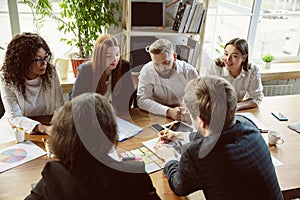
[1,32,54,99]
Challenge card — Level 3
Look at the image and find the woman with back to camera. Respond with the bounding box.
[72,34,134,112]
[0,32,64,134]
[203,38,264,110]
[25,93,160,200]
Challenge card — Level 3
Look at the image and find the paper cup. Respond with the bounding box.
[14,128,25,143]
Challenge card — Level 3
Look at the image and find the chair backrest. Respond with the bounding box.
[0,93,5,118]
[129,88,138,108]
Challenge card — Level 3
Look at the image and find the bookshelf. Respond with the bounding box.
[121,0,208,71]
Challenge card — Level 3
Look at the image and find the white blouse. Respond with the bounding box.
[204,62,264,105]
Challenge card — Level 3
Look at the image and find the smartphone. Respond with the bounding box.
[271,112,288,121]
[150,124,165,132]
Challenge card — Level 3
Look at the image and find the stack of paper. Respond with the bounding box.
[117,117,143,142]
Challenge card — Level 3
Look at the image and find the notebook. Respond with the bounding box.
[117,117,143,142]
[119,146,164,174]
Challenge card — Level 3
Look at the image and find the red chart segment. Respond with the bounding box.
[0,148,27,163]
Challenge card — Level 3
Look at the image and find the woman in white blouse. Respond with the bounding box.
[0,32,64,134]
[203,38,264,110]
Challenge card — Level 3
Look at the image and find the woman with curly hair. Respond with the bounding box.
[25,93,160,200]
[72,34,134,112]
[0,32,64,134]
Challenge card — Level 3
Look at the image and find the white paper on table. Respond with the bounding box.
[0,140,46,173]
[261,134,284,167]
[0,118,15,144]
[142,137,182,161]
[237,112,270,133]
[117,117,143,142]
[271,155,283,167]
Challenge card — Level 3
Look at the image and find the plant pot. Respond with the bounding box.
[70,58,88,77]
[263,62,271,69]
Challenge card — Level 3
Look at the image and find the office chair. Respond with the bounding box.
[0,92,5,118]
[129,88,138,109]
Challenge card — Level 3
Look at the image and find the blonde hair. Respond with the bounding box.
[92,34,123,95]
[184,76,237,131]
[149,39,174,55]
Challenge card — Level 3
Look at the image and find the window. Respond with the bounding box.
[0,0,74,64]
[204,0,300,62]
[0,0,11,61]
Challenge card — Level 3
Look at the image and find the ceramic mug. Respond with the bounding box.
[268,131,284,146]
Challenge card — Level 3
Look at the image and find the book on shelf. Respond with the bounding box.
[196,9,206,34]
[183,0,197,33]
[178,3,191,33]
[188,2,204,33]
[172,2,186,31]
[187,37,200,67]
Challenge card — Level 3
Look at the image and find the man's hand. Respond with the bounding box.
[154,144,177,163]
[158,130,183,144]
[167,107,182,120]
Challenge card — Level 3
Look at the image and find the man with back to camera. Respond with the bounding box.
[137,39,198,121]
[155,76,283,200]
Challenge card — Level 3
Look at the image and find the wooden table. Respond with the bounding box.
[59,71,76,94]
[238,95,300,199]
[1,95,300,199]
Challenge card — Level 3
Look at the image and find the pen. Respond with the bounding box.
[122,157,142,161]
[156,122,176,144]
[165,122,176,135]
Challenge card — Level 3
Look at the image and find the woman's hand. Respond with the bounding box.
[35,124,52,136]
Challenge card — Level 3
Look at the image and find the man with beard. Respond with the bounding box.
[137,39,198,120]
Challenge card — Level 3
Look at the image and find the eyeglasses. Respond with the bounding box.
[33,56,50,67]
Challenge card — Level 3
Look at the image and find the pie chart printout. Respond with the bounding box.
[0,148,28,163]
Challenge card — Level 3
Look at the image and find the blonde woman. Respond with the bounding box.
[72,34,134,112]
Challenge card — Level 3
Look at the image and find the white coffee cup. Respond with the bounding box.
[268,131,284,146]
[14,128,25,143]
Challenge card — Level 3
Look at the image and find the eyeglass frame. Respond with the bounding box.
[33,55,50,67]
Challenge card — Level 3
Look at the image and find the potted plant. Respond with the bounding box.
[23,0,121,76]
[262,53,275,69]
